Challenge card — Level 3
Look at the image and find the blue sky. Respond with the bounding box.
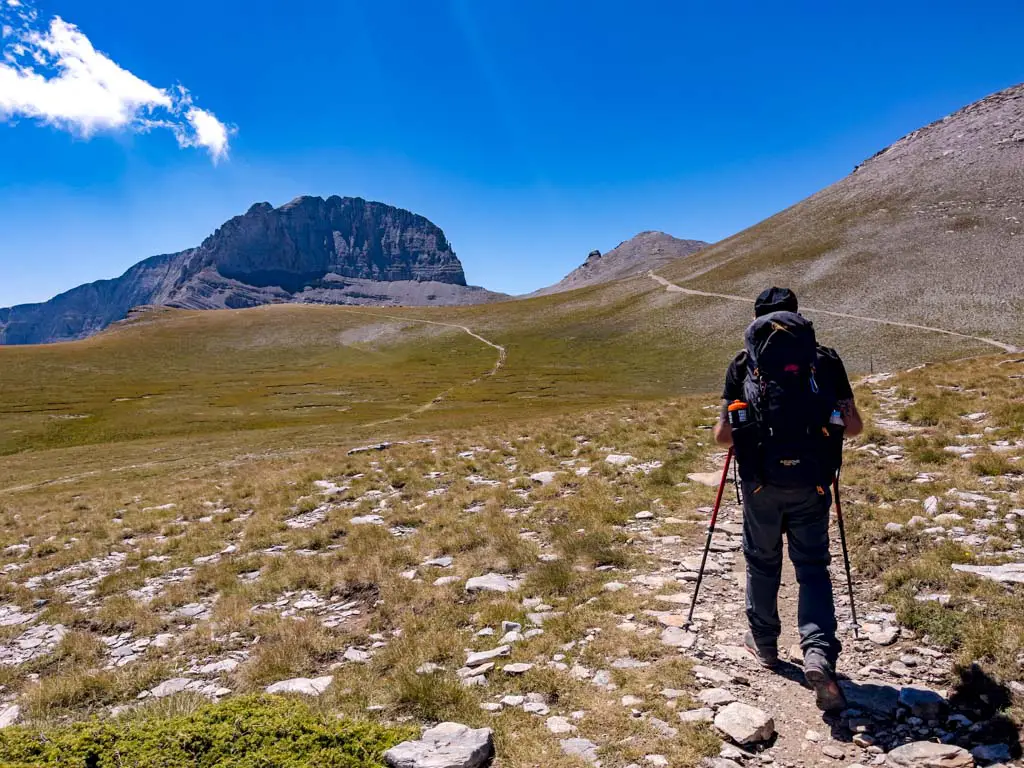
[1,0,1022,306]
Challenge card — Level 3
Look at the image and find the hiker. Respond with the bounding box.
[713,287,862,712]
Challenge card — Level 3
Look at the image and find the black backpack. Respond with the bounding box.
[734,311,842,487]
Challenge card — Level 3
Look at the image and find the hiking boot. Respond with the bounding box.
[743,631,779,669]
[804,650,847,712]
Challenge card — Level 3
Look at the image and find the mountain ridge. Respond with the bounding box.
[0,196,506,345]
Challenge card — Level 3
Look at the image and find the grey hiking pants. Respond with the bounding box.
[741,480,841,664]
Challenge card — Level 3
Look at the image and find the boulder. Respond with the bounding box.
[714,702,775,744]
[265,675,334,696]
[384,722,495,768]
[529,471,559,485]
[886,741,973,767]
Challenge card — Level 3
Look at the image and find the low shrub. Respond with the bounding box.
[0,695,414,768]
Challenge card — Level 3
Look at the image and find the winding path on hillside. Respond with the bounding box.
[648,271,1020,353]
[335,307,507,423]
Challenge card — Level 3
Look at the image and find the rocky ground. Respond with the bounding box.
[0,355,1021,767]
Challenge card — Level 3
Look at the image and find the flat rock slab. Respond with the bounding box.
[952,562,1024,583]
[698,688,737,707]
[546,716,577,734]
[679,707,715,723]
[660,627,697,649]
[714,702,775,745]
[465,573,522,593]
[687,472,723,487]
[502,663,533,675]
[466,645,510,667]
[265,675,334,696]
[885,741,973,767]
[150,678,192,698]
[385,722,495,768]
[560,738,601,766]
[839,679,900,717]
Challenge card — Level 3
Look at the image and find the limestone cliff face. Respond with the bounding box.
[198,196,467,287]
[0,196,500,345]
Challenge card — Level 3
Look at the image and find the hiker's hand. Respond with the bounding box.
[714,401,734,446]
[838,398,863,437]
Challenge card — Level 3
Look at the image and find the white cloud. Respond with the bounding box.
[0,3,232,161]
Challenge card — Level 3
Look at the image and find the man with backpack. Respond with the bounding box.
[713,287,862,712]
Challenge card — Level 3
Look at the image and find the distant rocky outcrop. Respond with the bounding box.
[0,196,506,345]
[535,231,707,296]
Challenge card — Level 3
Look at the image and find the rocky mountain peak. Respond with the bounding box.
[0,196,502,345]
[535,231,708,296]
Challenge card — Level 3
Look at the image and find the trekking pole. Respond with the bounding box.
[685,447,734,629]
[732,461,741,505]
[832,471,860,639]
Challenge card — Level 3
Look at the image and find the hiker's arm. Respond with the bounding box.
[839,398,863,437]
[714,400,733,446]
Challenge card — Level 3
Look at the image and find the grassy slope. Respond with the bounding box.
[0,350,1019,767]
[0,267,997,497]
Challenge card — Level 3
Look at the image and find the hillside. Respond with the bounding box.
[534,231,707,295]
[0,196,505,345]
[656,83,1024,345]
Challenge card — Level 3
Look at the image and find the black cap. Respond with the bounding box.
[754,286,798,317]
